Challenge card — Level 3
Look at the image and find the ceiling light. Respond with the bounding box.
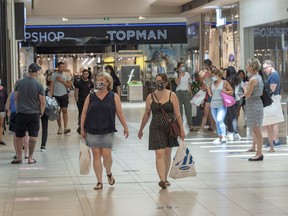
[139,16,146,20]
[62,17,68,22]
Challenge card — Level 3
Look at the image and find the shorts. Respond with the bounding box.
[85,133,114,149]
[9,112,16,132]
[15,113,40,138]
[0,112,5,118]
[53,94,69,108]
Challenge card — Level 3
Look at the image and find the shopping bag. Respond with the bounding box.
[262,95,284,126]
[44,96,60,121]
[169,140,196,179]
[190,90,206,106]
[79,139,91,175]
[191,103,197,117]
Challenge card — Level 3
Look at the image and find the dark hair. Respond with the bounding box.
[226,66,241,88]
[176,62,184,72]
[203,59,212,66]
[155,73,170,90]
[57,62,65,67]
[105,65,119,84]
[82,69,89,73]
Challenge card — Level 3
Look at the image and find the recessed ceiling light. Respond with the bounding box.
[62,17,68,22]
[139,16,146,20]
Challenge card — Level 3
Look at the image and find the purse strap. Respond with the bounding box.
[153,93,170,124]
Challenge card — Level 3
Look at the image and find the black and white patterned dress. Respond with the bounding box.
[148,92,179,150]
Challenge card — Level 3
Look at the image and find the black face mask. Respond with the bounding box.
[155,82,165,91]
[96,82,105,90]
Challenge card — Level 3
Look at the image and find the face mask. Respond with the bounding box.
[155,82,165,91]
[211,76,217,82]
[180,67,185,72]
[96,82,105,90]
[246,72,251,78]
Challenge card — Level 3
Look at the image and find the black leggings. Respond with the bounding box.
[41,114,49,147]
[225,102,239,133]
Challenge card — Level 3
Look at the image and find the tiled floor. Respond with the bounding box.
[1,96,288,216]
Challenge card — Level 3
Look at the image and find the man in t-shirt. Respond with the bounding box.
[12,63,45,164]
[263,60,281,149]
[50,62,72,135]
[74,69,94,134]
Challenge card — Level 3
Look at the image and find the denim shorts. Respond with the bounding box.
[85,132,114,149]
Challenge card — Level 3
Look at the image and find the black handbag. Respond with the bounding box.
[261,84,273,107]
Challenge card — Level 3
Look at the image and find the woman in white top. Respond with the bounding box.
[174,62,195,131]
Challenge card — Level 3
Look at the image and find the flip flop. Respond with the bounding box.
[11,160,22,164]
[107,173,115,185]
[94,183,103,190]
[246,149,256,152]
[28,159,36,164]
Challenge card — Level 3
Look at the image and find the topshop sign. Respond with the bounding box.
[25,31,65,42]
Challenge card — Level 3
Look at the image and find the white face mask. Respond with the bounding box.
[211,76,217,82]
[246,72,251,78]
[180,67,185,72]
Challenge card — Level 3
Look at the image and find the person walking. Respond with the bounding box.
[74,69,94,134]
[174,62,195,131]
[105,65,121,95]
[0,83,8,146]
[50,62,72,135]
[81,72,129,190]
[244,58,264,161]
[206,68,233,144]
[262,60,281,151]
[138,73,185,189]
[11,63,45,164]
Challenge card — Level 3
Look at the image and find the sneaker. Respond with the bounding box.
[234,133,242,140]
[40,146,46,152]
[197,129,204,135]
[273,140,281,148]
[213,138,221,144]
[64,128,71,134]
[226,132,234,141]
[0,141,6,146]
[221,137,227,143]
[57,128,63,135]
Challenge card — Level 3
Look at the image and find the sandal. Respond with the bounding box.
[107,173,115,185]
[158,181,167,189]
[165,180,171,187]
[11,160,22,164]
[246,149,256,152]
[268,149,275,153]
[28,159,36,164]
[94,183,103,190]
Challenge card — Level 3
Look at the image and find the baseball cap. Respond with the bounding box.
[28,63,41,73]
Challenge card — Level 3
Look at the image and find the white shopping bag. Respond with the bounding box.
[190,90,206,106]
[169,140,197,179]
[191,103,197,117]
[262,95,284,126]
[79,139,91,175]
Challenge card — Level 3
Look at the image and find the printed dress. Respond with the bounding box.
[149,93,179,150]
[245,74,264,127]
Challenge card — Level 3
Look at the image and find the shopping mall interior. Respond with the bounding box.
[0,0,288,215]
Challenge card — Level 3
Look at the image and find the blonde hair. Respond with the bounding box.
[96,72,113,91]
[247,58,261,71]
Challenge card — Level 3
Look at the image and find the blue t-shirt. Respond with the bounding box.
[266,71,280,95]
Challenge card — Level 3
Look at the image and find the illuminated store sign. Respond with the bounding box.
[107,30,167,41]
[216,9,226,27]
[254,27,288,37]
[25,31,65,42]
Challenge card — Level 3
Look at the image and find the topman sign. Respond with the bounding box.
[107,30,167,41]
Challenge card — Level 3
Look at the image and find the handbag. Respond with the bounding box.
[262,95,284,126]
[79,139,91,175]
[261,85,273,107]
[44,96,60,121]
[190,90,206,106]
[169,140,196,179]
[154,93,180,138]
[221,92,236,107]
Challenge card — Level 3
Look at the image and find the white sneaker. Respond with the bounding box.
[234,133,241,140]
[197,129,204,135]
[226,132,234,141]
[221,137,227,143]
[213,138,221,144]
[57,128,63,134]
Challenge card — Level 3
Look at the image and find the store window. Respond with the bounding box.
[253,22,288,95]
[202,3,240,69]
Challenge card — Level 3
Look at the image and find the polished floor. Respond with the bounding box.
[0,95,288,216]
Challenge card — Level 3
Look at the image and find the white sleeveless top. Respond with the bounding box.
[174,72,191,91]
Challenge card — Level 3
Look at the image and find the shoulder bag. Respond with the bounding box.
[153,93,180,138]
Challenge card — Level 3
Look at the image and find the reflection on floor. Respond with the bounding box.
[0,98,288,216]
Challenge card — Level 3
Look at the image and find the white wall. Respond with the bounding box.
[239,0,288,68]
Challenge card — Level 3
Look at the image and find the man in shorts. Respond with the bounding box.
[11,63,45,164]
[50,62,72,134]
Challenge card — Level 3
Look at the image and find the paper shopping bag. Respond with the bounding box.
[190,90,206,106]
[169,140,197,179]
[79,139,91,175]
